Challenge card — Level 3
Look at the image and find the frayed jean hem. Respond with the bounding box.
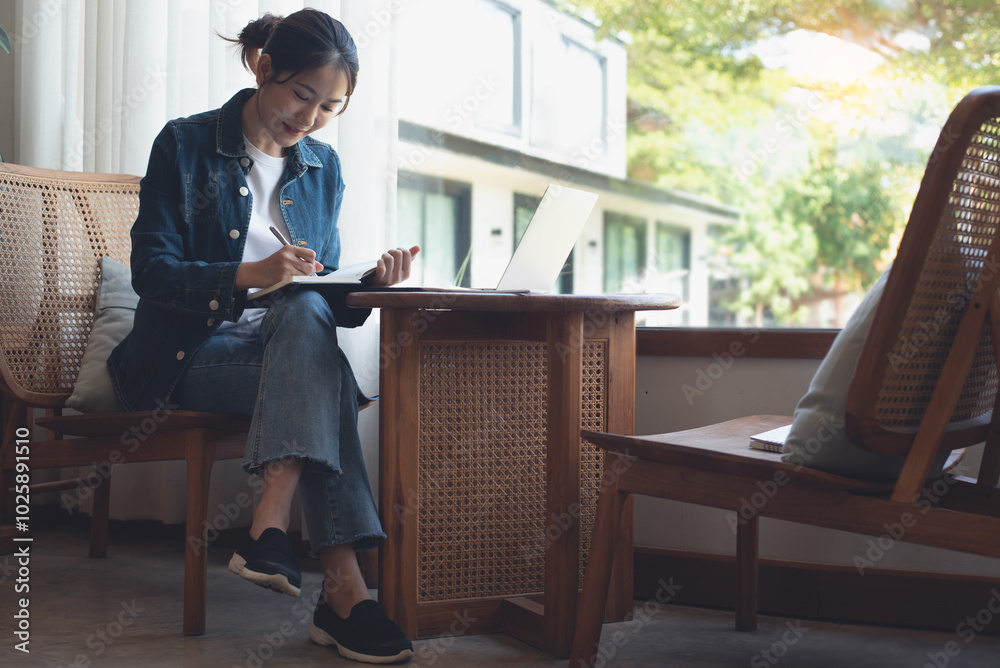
[307,531,387,559]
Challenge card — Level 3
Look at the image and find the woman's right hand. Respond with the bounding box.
[235,245,323,291]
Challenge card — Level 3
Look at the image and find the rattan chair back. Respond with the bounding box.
[0,163,138,406]
[846,86,1000,457]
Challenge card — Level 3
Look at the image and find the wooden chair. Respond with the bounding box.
[0,163,250,635]
[570,85,1000,665]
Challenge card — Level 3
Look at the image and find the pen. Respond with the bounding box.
[269,225,293,246]
[270,225,316,274]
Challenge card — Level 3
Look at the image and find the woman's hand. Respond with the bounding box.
[235,245,323,291]
[371,245,421,286]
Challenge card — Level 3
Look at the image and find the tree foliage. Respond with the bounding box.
[565,0,999,325]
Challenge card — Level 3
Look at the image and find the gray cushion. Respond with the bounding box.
[781,267,947,480]
[65,257,136,413]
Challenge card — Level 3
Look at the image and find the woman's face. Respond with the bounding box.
[243,55,350,157]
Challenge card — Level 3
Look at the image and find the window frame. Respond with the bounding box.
[475,0,523,137]
[637,328,837,359]
[560,35,608,156]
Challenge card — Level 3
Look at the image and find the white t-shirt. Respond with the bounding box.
[216,137,291,338]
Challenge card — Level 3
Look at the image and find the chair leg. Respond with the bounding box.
[569,479,629,667]
[183,435,214,636]
[1,400,29,523]
[0,469,13,524]
[88,475,111,558]
[736,513,759,631]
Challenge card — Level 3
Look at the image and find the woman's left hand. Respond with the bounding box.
[371,245,421,286]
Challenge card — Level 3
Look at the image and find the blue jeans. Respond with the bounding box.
[174,290,385,556]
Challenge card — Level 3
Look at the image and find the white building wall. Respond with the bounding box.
[395,0,627,179]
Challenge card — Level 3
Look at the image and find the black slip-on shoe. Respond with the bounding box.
[310,598,413,664]
[227,527,301,597]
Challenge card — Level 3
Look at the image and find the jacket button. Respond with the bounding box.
[206,318,215,326]
[176,351,185,361]
[239,186,249,196]
[240,157,250,167]
[209,299,219,311]
[229,229,240,239]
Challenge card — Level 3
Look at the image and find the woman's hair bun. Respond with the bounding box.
[222,13,282,73]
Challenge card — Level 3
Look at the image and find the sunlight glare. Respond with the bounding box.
[756,29,885,83]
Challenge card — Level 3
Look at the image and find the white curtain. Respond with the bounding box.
[11,0,399,525]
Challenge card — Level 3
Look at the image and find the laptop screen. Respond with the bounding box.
[495,184,599,292]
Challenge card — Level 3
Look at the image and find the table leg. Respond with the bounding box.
[543,310,584,657]
[377,308,421,638]
[606,311,636,620]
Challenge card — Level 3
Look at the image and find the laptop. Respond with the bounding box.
[337,183,598,295]
[489,184,599,292]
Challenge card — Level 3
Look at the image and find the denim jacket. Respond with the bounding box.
[108,87,370,411]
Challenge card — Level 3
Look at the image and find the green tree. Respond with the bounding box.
[566,0,999,325]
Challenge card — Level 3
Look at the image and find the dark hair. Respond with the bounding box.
[223,9,359,115]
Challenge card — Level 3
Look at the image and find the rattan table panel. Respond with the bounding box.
[579,341,607,582]
[416,339,607,603]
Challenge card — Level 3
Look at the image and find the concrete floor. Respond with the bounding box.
[4,521,1000,667]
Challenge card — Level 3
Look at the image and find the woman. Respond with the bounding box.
[108,9,416,664]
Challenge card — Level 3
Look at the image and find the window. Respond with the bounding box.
[603,212,647,293]
[532,35,608,159]
[654,223,691,324]
[395,0,522,138]
[397,173,473,288]
[472,0,522,134]
[561,38,606,157]
[514,193,573,293]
